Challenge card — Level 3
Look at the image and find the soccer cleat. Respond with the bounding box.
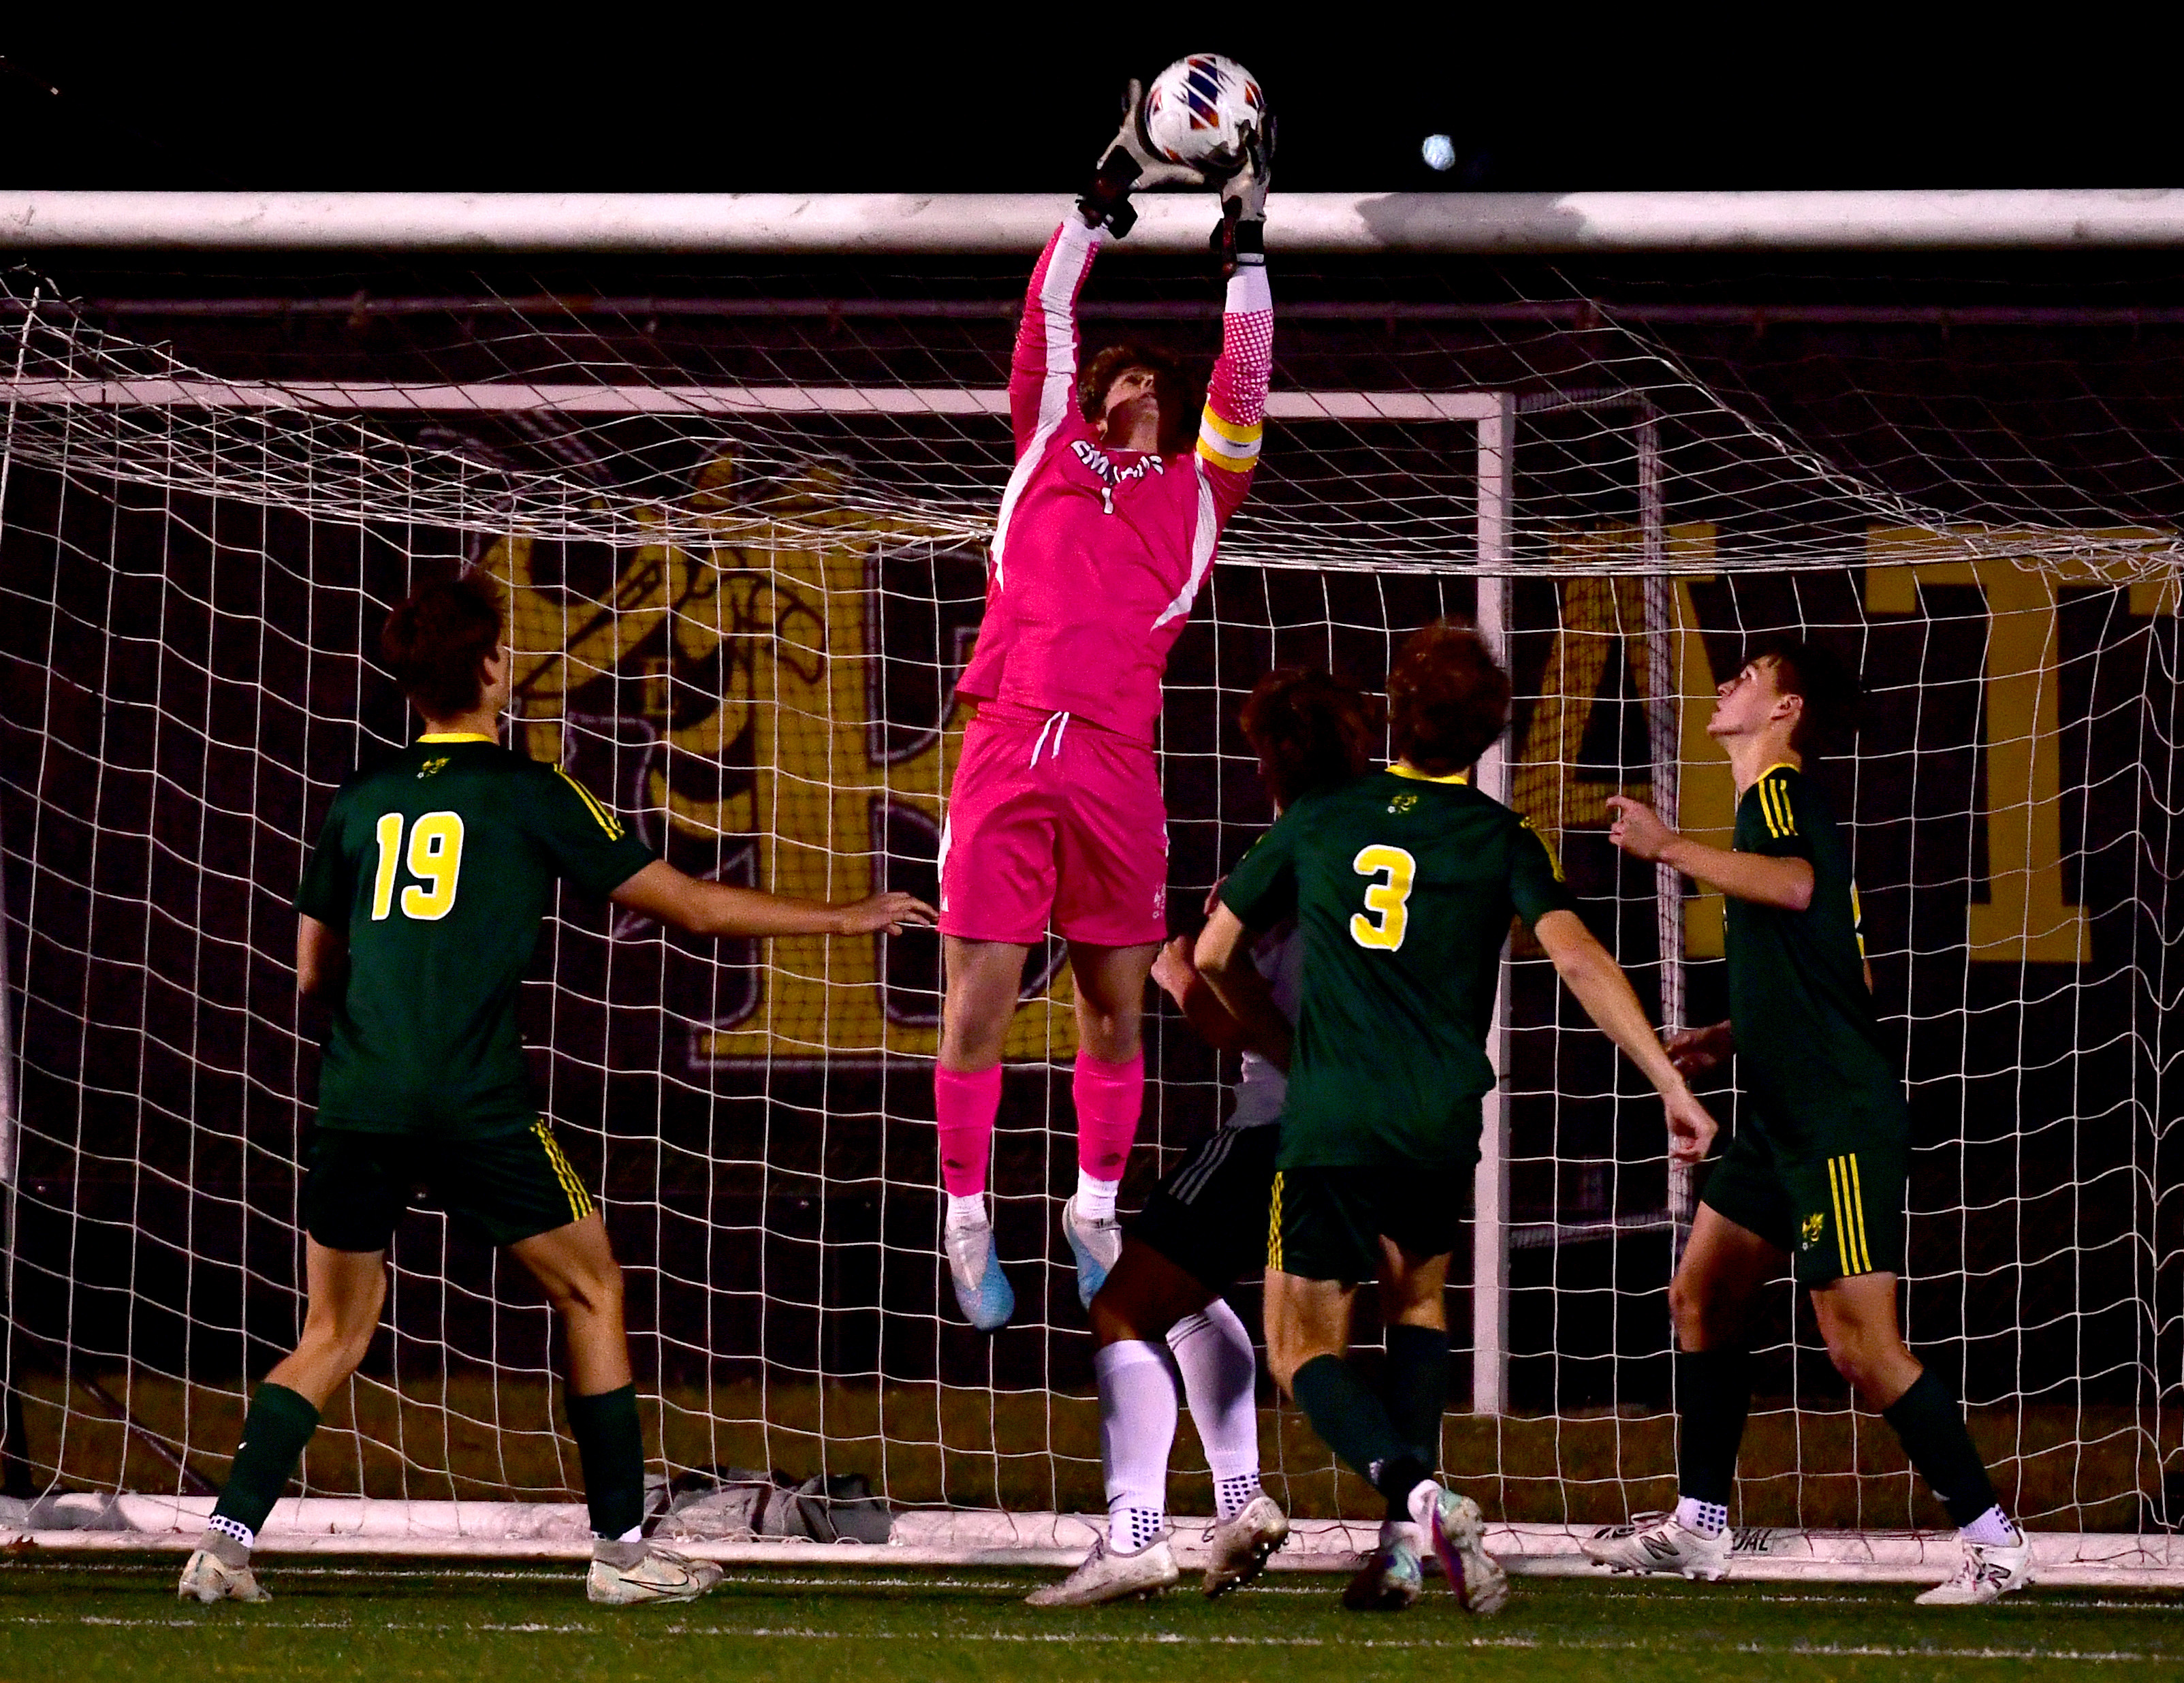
[1914,1534,2033,1605]
[1026,1535,1180,1606]
[944,1217,1015,1332]
[1342,1521,1423,1611]
[1410,1483,1509,1615]
[1581,1513,1730,1582]
[1061,1195,1122,1309]
[178,1547,271,1604]
[1201,1492,1289,1598]
[586,1545,725,1606]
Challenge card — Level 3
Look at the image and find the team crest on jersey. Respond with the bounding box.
[1801,1211,1825,1251]
[1387,792,1419,815]
[417,757,451,780]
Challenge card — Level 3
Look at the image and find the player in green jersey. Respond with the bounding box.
[1195,621,1716,1615]
[1595,634,2029,1606]
[180,570,932,1609]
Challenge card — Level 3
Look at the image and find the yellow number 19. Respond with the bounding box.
[369,811,466,922]
[1350,844,1417,951]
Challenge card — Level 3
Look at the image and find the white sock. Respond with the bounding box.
[1075,1170,1120,1224]
[1960,1504,2019,1547]
[1167,1301,1262,1520]
[945,1192,987,1232]
[206,1513,255,1552]
[1096,1339,1176,1553]
[1675,1495,1728,1537]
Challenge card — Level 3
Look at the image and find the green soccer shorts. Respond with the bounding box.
[1699,1107,1907,1287]
[302,1120,595,1253]
[1266,1165,1468,1285]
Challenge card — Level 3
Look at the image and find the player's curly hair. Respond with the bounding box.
[1743,632,1860,755]
[381,567,505,721]
[1387,619,1510,776]
[1239,669,1378,809]
[1079,343,1200,456]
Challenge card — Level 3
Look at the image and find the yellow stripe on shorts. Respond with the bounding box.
[1844,1153,1872,1273]
[1826,1154,1852,1276]
[1266,1170,1284,1273]
[534,1119,593,1223]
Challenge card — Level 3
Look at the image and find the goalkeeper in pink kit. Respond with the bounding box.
[935,91,1274,1329]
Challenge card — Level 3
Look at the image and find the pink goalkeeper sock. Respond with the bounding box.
[1073,1050,1144,1182]
[934,1064,1002,1198]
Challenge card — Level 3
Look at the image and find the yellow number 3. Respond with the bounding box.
[370,811,466,922]
[1350,844,1417,951]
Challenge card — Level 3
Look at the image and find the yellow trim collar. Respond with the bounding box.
[1389,762,1470,785]
[1756,759,1800,780]
[417,732,496,744]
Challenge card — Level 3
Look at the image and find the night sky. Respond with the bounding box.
[3,25,2179,194]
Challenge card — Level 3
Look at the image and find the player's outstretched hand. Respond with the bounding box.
[832,892,936,936]
[1150,934,1199,1008]
[1081,80,1211,235]
[1605,794,1673,862]
[1666,1020,1734,1076]
[1662,1084,1718,1164]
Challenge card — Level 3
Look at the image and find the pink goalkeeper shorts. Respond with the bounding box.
[938,702,1170,948]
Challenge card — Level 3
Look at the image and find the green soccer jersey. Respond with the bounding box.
[294,734,656,1137]
[1221,768,1577,1171]
[1725,762,1905,1134]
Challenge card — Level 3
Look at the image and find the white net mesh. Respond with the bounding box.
[0,251,2179,1551]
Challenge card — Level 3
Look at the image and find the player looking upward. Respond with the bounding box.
[1196,621,1716,1615]
[178,570,932,1609]
[1596,636,2029,1606]
[934,89,1275,1330]
[1028,669,1375,1608]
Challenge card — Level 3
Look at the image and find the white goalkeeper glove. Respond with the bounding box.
[1211,115,1273,277]
[1079,80,1212,238]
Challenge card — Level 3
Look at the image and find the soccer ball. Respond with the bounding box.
[1141,54,1265,176]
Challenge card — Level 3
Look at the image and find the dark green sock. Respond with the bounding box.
[1675,1349,1752,1507]
[1882,1368,2000,1527]
[1292,1353,1432,1513]
[1380,1326,1449,1520]
[566,1383,646,1541]
[212,1383,321,1537]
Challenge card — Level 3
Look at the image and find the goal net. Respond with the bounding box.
[0,227,2179,1579]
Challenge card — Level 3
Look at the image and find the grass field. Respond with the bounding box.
[4,1556,2181,1682]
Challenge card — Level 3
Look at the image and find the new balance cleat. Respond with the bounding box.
[1915,1534,2033,1605]
[1581,1513,1730,1582]
[1410,1482,1509,1615]
[1026,1535,1179,1606]
[1342,1521,1423,1611]
[586,1545,725,1606]
[1201,1493,1288,1598]
[1061,1195,1122,1309]
[945,1217,1015,1332]
[178,1547,270,1604]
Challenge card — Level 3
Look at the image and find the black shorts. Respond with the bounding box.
[1700,1112,1906,1287]
[302,1120,595,1253]
[1127,1124,1280,1291]
[1267,1165,1468,1286]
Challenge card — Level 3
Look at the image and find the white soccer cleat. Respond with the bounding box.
[945,1216,1015,1332]
[1201,1493,1288,1598]
[586,1545,726,1606]
[177,1547,271,1604]
[1914,1533,2033,1606]
[1411,1483,1509,1615]
[1025,1535,1180,1606]
[1342,1520,1424,1611]
[1581,1513,1730,1582]
[1061,1196,1123,1309]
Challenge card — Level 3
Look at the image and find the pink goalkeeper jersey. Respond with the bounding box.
[955,216,1273,744]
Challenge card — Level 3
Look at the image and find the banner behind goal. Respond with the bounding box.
[0,246,2179,1562]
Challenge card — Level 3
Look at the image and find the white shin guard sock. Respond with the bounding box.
[1096,1340,1178,1552]
[1168,1299,1262,1520]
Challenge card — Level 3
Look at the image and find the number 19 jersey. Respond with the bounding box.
[1220,768,1575,1171]
[294,734,656,1137]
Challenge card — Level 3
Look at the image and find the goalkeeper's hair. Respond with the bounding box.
[381,567,505,719]
[1239,669,1378,809]
[1743,631,1861,755]
[1079,343,1199,456]
[1387,619,1511,776]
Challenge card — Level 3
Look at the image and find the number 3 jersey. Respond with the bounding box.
[1220,768,1575,1172]
[295,734,656,1137]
